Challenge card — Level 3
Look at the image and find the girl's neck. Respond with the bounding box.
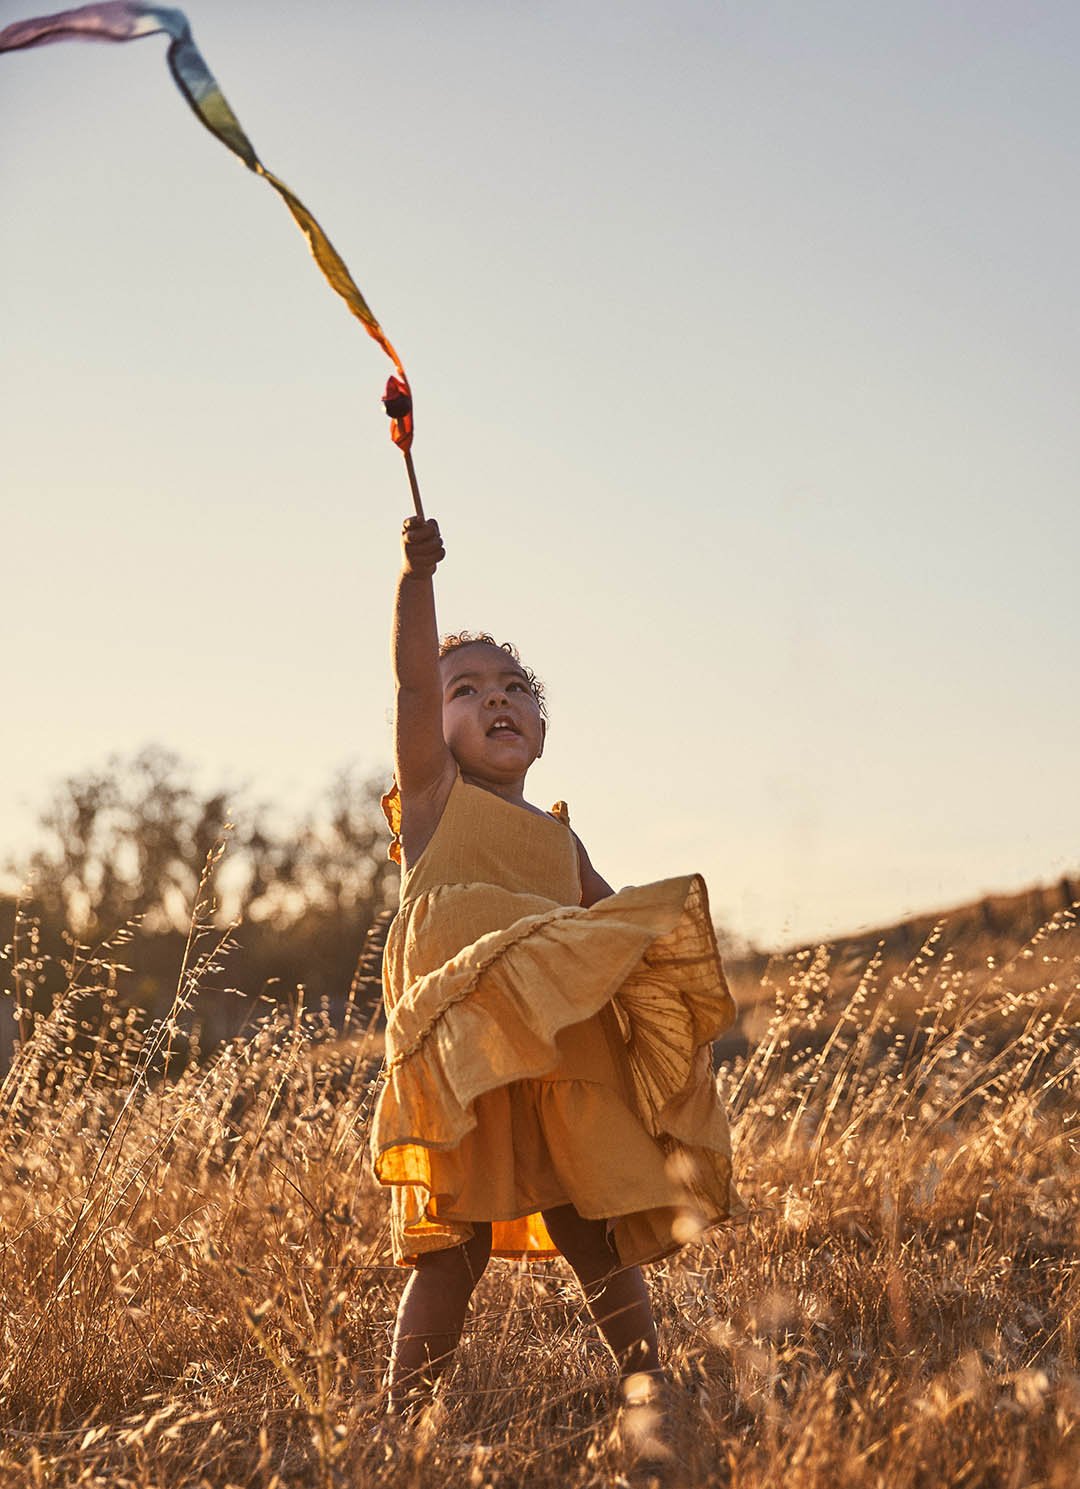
[455,768,521,804]
[459,770,535,811]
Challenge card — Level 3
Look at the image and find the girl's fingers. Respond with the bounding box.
[401,516,444,573]
[403,515,440,537]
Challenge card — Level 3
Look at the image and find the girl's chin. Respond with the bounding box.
[455,746,536,778]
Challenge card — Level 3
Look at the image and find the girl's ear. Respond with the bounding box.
[537,719,547,758]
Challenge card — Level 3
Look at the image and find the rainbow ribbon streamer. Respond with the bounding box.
[0,2,414,449]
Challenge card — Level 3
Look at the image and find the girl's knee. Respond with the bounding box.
[414,1222,492,1293]
[541,1204,619,1281]
[462,1221,493,1284]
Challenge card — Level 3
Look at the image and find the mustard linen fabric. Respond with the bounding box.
[371,774,739,1267]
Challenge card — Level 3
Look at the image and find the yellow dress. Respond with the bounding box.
[371,773,739,1268]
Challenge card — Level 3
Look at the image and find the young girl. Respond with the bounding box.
[371,514,739,1415]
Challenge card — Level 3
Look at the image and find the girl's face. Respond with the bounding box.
[440,642,545,784]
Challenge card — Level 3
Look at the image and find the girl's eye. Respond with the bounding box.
[509,682,527,693]
[451,684,474,698]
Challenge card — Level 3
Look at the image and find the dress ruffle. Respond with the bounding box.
[371,873,739,1266]
[381,780,403,865]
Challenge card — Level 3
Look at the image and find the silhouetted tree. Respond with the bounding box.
[5,747,398,1053]
[21,746,229,936]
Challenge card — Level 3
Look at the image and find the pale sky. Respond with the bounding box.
[2,0,1078,948]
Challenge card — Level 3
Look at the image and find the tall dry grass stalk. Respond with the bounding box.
[0,866,1076,1488]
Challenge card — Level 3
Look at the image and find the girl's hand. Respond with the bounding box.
[401,516,445,580]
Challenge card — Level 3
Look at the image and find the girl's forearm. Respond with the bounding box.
[392,519,449,789]
[393,570,441,694]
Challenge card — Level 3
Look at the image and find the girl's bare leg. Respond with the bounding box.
[387,1223,492,1413]
[540,1203,661,1381]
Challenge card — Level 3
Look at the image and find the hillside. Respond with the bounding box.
[723,873,1078,1044]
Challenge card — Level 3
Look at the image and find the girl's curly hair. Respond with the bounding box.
[438,632,548,718]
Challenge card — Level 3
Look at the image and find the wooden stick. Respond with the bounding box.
[403,446,424,521]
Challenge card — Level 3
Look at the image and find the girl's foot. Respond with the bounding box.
[372,1398,496,1468]
[369,1395,449,1462]
[612,1371,675,1479]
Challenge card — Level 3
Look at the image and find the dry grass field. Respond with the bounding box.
[0,884,1076,1488]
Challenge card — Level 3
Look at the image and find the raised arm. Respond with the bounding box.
[393,517,454,798]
